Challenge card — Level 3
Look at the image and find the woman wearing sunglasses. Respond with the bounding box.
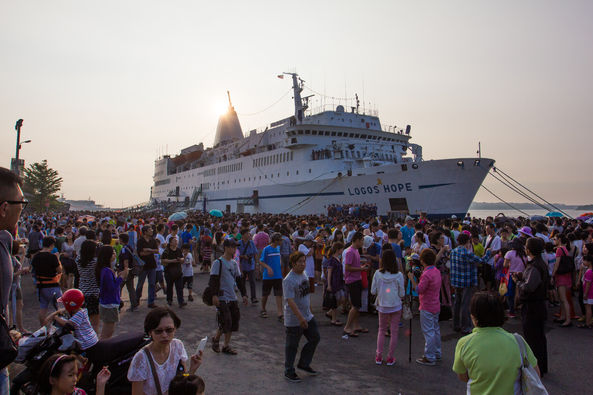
[128,307,203,395]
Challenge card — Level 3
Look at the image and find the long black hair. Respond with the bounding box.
[79,240,97,267]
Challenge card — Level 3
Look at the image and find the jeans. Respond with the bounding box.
[165,272,184,305]
[507,276,517,313]
[120,267,138,307]
[135,268,156,305]
[420,310,441,362]
[453,286,476,332]
[0,367,8,395]
[285,317,320,374]
[376,310,402,360]
[242,270,257,300]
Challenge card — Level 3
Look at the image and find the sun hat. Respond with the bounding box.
[518,226,533,237]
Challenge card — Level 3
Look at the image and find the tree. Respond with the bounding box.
[23,160,63,212]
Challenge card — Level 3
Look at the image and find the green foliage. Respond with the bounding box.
[23,160,63,212]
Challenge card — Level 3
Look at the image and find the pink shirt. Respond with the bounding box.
[584,269,593,300]
[253,231,270,250]
[343,246,361,285]
[504,250,526,273]
[417,266,441,314]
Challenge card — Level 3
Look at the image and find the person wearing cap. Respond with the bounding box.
[259,233,284,320]
[136,226,159,308]
[210,238,248,355]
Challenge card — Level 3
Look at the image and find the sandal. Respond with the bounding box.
[260,310,268,318]
[577,324,592,329]
[330,321,343,326]
[212,338,220,353]
[343,330,358,337]
[355,328,369,334]
[222,346,238,355]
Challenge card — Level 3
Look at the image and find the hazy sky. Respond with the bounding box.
[1,0,592,208]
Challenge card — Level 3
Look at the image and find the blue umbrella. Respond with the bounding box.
[530,215,546,221]
[209,209,223,218]
[545,211,563,217]
[168,211,188,222]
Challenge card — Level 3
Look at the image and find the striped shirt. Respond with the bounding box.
[69,308,98,350]
[76,257,99,296]
[450,246,491,288]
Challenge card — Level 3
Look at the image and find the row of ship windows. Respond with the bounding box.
[161,169,314,192]
[218,162,243,174]
[287,129,397,142]
[253,151,294,168]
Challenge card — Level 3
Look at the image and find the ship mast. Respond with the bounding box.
[284,72,306,124]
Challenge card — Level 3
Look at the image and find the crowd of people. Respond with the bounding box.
[326,203,377,218]
[2,166,593,393]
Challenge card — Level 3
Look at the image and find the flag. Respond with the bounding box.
[277,74,284,79]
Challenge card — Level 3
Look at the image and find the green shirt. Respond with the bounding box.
[453,327,537,395]
[472,242,485,257]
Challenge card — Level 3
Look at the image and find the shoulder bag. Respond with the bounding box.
[144,347,163,395]
[513,333,548,395]
[202,259,223,306]
[556,247,573,275]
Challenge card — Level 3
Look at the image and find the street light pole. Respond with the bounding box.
[14,119,23,175]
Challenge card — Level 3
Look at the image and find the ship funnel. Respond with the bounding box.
[214,91,243,146]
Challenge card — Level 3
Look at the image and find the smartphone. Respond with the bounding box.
[197,336,208,353]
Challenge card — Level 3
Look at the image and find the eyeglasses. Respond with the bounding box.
[152,327,176,335]
[2,200,28,209]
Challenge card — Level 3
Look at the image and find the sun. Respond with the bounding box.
[213,101,229,116]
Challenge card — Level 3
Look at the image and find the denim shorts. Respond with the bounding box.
[37,286,62,309]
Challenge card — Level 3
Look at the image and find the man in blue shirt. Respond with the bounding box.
[259,233,283,320]
[400,216,416,248]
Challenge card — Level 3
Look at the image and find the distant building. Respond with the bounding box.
[57,196,104,211]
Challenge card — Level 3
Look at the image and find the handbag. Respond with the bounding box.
[513,333,548,395]
[556,248,573,275]
[402,295,413,321]
[499,281,508,296]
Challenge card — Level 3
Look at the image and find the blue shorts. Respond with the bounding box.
[37,286,62,309]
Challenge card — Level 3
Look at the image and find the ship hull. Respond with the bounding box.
[190,158,493,218]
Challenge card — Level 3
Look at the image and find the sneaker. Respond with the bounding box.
[386,358,395,366]
[415,356,436,366]
[375,355,382,365]
[297,365,319,375]
[284,372,302,383]
[188,295,194,302]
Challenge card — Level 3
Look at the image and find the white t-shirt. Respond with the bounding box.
[165,234,179,245]
[127,339,188,395]
[182,252,194,277]
[156,233,166,252]
[297,244,315,278]
[485,235,502,266]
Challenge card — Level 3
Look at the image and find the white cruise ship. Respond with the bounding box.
[150,73,494,218]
